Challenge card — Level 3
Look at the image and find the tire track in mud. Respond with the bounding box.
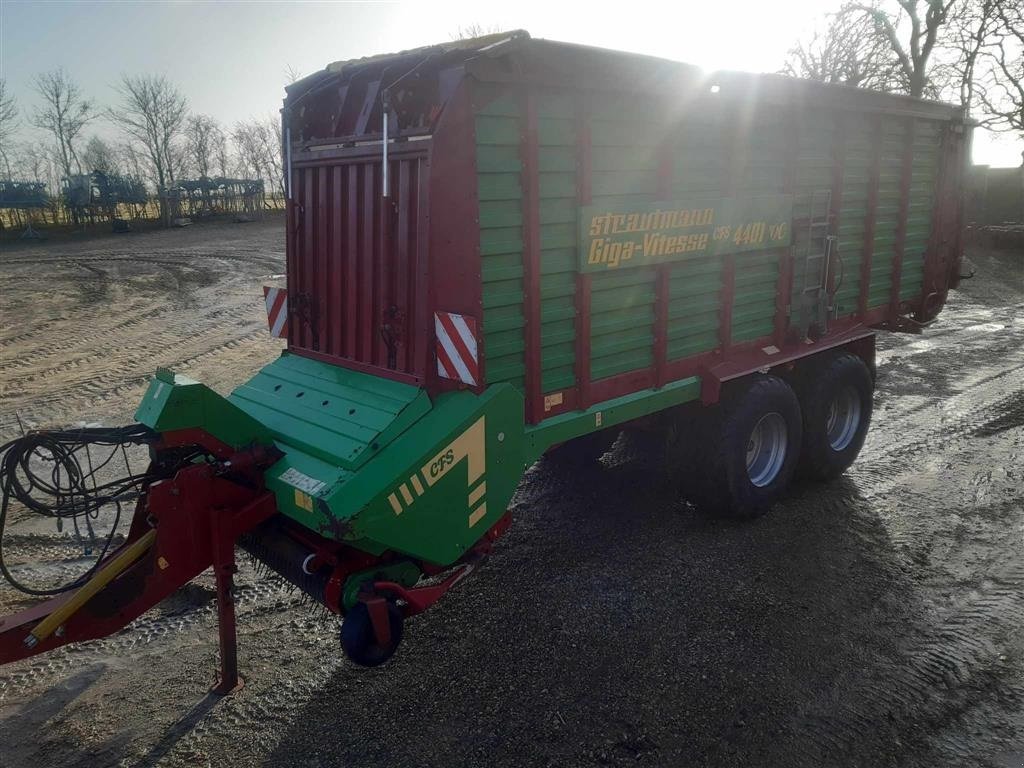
[13,330,270,417]
[0,304,170,376]
[4,302,259,387]
[0,572,311,700]
[782,298,1024,764]
[0,250,282,269]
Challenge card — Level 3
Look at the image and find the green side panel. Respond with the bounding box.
[790,113,835,321]
[731,249,781,344]
[868,117,909,307]
[265,383,526,566]
[590,268,655,379]
[672,119,728,197]
[135,368,274,448]
[538,92,578,395]
[227,353,430,472]
[900,118,942,302]
[588,98,659,381]
[835,115,874,316]
[667,254,722,359]
[477,92,526,392]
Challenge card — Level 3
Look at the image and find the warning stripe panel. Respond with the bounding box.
[435,311,479,386]
[263,286,289,339]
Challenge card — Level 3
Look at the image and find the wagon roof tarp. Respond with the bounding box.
[286,29,964,123]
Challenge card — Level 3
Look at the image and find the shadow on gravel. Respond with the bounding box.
[0,663,127,766]
[135,693,222,767]
[261,448,931,768]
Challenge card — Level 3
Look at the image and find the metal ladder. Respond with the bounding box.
[794,189,836,339]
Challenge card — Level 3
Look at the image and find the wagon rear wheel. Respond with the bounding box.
[796,353,874,480]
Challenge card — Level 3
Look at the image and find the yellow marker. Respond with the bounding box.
[294,489,313,512]
[469,503,487,528]
[468,481,486,507]
[400,484,414,505]
[388,493,403,515]
[410,474,424,496]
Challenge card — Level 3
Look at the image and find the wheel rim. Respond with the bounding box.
[825,385,861,451]
[745,412,788,487]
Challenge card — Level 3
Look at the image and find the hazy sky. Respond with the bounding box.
[1,0,1021,167]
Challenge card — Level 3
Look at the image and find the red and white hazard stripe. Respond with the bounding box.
[435,312,479,386]
[263,286,289,339]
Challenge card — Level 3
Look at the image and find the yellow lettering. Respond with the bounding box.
[589,214,612,236]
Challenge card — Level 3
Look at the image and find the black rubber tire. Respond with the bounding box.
[796,353,874,481]
[340,601,404,667]
[687,375,802,518]
[544,428,618,468]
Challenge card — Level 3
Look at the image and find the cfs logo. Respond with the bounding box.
[386,416,488,528]
[430,449,456,478]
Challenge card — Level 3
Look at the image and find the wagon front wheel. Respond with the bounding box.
[688,375,802,518]
[340,599,404,667]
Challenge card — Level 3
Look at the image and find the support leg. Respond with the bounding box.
[211,561,243,695]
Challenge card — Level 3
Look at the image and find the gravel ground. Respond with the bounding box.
[0,219,1021,768]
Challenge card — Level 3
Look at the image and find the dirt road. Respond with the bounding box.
[0,220,1021,767]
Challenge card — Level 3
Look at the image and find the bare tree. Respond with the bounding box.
[30,68,94,179]
[184,114,224,179]
[233,116,285,198]
[933,0,1000,118]
[451,23,505,41]
[976,3,1023,135]
[108,74,188,191]
[0,79,18,177]
[284,64,303,85]
[783,12,900,89]
[81,135,118,174]
[842,0,957,98]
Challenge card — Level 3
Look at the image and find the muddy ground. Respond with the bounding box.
[0,218,1021,768]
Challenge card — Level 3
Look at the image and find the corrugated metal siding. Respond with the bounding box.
[666,116,727,358]
[476,94,526,392]
[902,119,941,301]
[868,117,909,307]
[791,114,835,316]
[537,93,578,394]
[472,85,950,406]
[588,97,659,380]
[835,115,875,316]
[731,114,787,344]
[666,254,722,360]
[289,153,426,375]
